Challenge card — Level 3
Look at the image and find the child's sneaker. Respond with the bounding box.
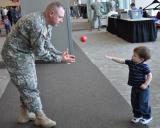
[140,117,153,124]
[131,117,143,123]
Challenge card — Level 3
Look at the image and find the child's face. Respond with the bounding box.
[132,52,144,63]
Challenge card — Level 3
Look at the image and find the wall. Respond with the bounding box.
[21,0,74,54]
[135,0,153,8]
[135,0,159,16]
[69,0,87,5]
[80,0,88,4]
[119,0,131,9]
[69,0,75,6]
[0,0,20,6]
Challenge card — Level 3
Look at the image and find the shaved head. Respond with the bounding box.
[46,1,64,13]
[44,1,65,26]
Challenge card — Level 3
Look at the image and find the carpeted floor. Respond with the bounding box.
[0,44,149,128]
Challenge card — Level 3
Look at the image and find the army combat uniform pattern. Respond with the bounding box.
[1,12,63,113]
[91,2,103,30]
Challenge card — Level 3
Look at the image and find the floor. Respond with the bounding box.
[71,22,160,128]
[0,44,139,128]
[0,20,160,127]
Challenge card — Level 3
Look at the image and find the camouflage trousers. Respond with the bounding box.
[3,53,42,113]
[92,15,101,30]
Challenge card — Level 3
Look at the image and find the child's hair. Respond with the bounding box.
[134,46,151,61]
[130,3,135,7]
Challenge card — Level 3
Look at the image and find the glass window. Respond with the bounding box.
[100,0,131,15]
[118,0,131,9]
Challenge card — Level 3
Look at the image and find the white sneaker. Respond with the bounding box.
[17,106,36,123]
[35,111,56,128]
[140,117,153,124]
[131,117,143,123]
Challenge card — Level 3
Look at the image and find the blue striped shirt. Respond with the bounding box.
[125,60,151,87]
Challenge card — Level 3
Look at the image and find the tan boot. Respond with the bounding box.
[17,105,36,123]
[34,111,56,128]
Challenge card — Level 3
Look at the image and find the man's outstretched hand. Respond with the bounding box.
[62,50,75,63]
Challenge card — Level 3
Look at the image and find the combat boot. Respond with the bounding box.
[17,105,36,123]
[34,111,56,128]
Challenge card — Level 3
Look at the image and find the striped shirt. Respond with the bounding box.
[125,60,151,87]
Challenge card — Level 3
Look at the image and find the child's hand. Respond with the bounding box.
[140,84,148,89]
[105,55,112,60]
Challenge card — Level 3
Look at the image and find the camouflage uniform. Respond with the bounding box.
[1,12,63,113]
[91,2,103,30]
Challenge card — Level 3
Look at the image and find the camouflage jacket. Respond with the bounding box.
[91,2,103,17]
[1,12,62,63]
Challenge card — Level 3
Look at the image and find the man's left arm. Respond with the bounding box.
[41,26,75,63]
[44,41,62,55]
[44,27,62,55]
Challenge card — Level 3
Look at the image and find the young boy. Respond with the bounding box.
[105,46,152,124]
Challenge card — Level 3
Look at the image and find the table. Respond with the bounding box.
[107,17,157,43]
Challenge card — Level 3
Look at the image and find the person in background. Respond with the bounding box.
[1,7,8,20]
[128,2,138,18]
[105,46,153,125]
[7,7,14,26]
[3,15,11,34]
[130,2,137,10]
[1,1,75,128]
[0,7,2,20]
[12,6,21,24]
[110,0,116,11]
[91,0,103,31]
[139,7,143,16]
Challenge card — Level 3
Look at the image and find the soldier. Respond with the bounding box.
[91,0,103,31]
[1,1,75,128]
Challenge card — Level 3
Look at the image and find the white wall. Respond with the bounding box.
[135,0,153,8]
[81,0,88,4]
[135,0,159,16]
[119,0,131,9]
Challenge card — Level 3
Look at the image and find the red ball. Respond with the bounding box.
[80,35,87,43]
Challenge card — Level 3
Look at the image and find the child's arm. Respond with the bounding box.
[140,72,152,89]
[105,55,125,64]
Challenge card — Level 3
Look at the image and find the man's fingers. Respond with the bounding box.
[69,55,75,58]
[69,59,76,63]
[63,54,76,63]
[67,56,76,63]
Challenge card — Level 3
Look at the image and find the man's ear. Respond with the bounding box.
[49,10,55,17]
[50,11,54,17]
